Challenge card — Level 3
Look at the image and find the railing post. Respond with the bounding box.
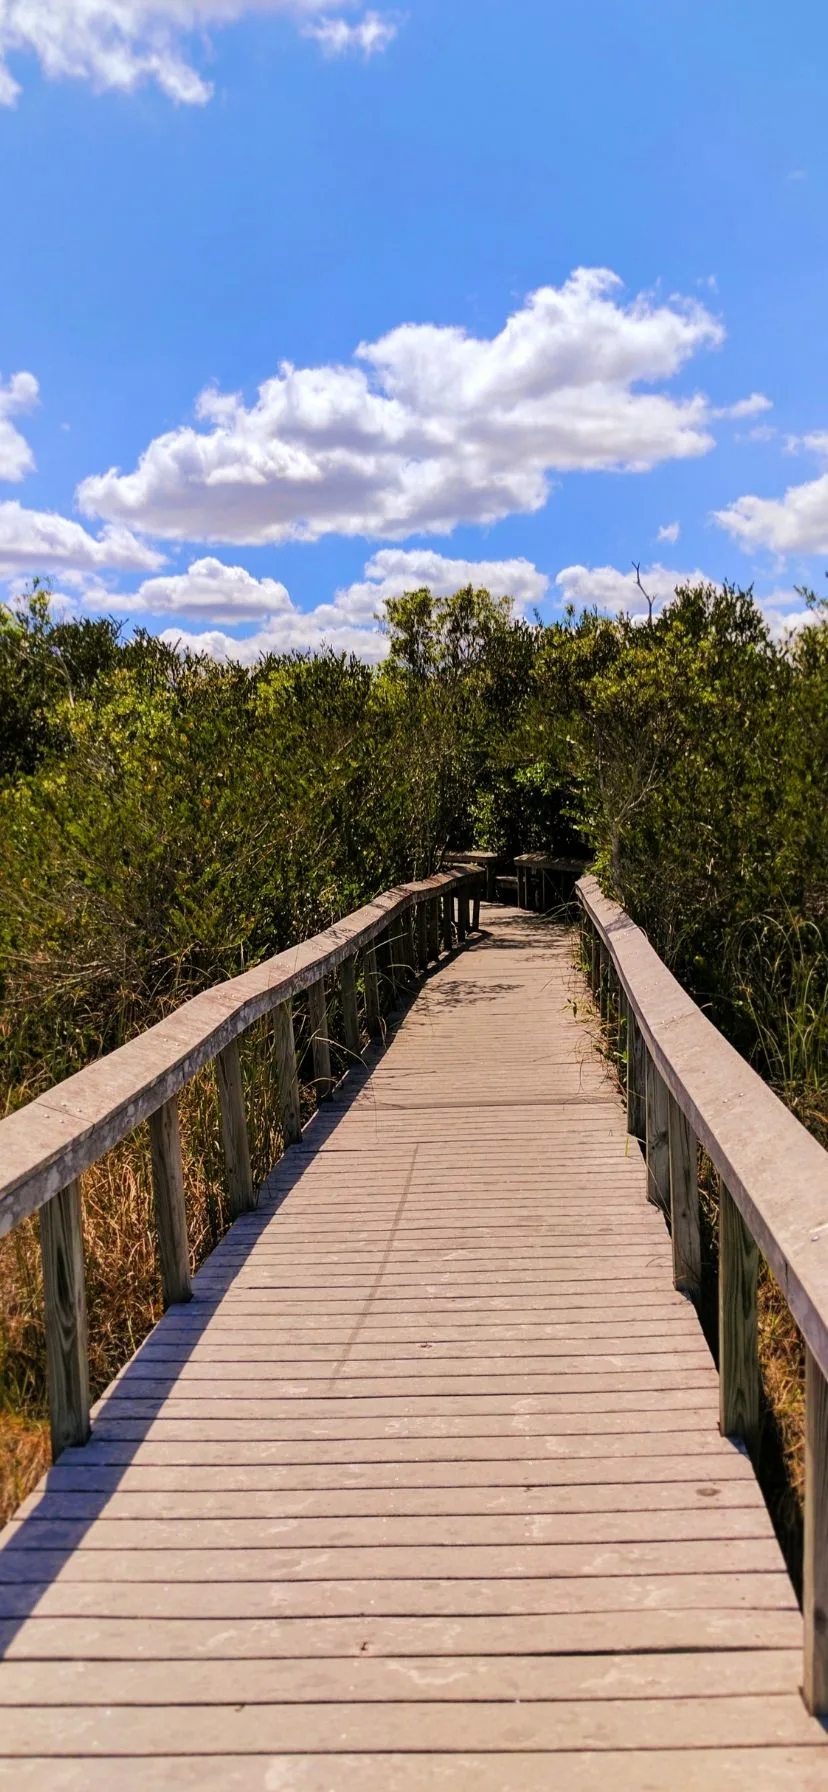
[216,1038,255,1216]
[340,954,362,1061]
[645,1053,670,1211]
[441,892,454,952]
[804,1345,828,1715]
[39,1179,91,1460]
[428,897,441,962]
[667,1089,701,1297]
[718,1177,760,1456]
[627,1007,646,1141]
[457,888,469,943]
[471,881,481,931]
[362,942,382,1035]
[308,977,333,1099]
[148,1097,192,1306]
[416,901,428,973]
[272,997,302,1146]
[381,924,397,1003]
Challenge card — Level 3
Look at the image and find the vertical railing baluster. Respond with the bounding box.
[217,1038,255,1216]
[428,897,441,962]
[39,1180,91,1460]
[416,901,428,972]
[645,1054,670,1211]
[441,892,454,952]
[308,978,333,1099]
[718,1177,760,1457]
[804,1346,828,1715]
[362,942,382,1035]
[667,1090,701,1297]
[149,1096,192,1306]
[340,954,362,1061]
[273,997,302,1146]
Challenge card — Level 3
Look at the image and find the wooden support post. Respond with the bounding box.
[627,1007,647,1141]
[457,889,469,943]
[308,977,333,1099]
[216,1037,255,1216]
[667,1089,701,1297]
[645,1053,670,1211]
[718,1177,760,1456]
[428,897,440,962]
[804,1345,828,1715]
[382,924,397,1001]
[148,1097,192,1307]
[272,997,302,1145]
[362,942,382,1035]
[340,954,362,1061]
[471,885,481,931]
[416,901,428,972]
[441,892,454,952]
[400,909,415,986]
[39,1180,90,1461]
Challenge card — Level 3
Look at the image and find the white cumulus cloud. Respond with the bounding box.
[303,10,397,54]
[554,561,712,619]
[714,431,828,554]
[656,521,680,544]
[0,371,38,481]
[0,500,163,580]
[77,272,731,547]
[102,546,547,662]
[0,1,397,106]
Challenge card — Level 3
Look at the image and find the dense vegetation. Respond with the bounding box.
[1,575,826,1538]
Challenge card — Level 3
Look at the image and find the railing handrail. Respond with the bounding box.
[577,872,828,1381]
[0,868,479,1240]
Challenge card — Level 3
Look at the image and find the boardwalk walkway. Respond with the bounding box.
[1,906,826,1786]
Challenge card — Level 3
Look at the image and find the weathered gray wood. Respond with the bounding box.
[441,892,453,952]
[0,871,470,1238]
[718,1176,760,1455]
[308,978,332,1100]
[471,886,481,931]
[362,944,382,1036]
[457,890,469,943]
[804,1345,828,1715]
[667,1090,701,1297]
[416,902,428,972]
[645,1054,670,1212]
[626,1007,646,1142]
[577,875,828,1390]
[38,1179,90,1460]
[148,1097,192,1307]
[340,956,362,1062]
[216,1039,255,1216]
[428,898,440,962]
[402,909,416,983]
[272,998,302,1146]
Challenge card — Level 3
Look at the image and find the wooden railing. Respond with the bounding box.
[577,873,828,1717]
[0,868,483,1469]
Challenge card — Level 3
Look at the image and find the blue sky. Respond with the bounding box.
[0,0,826,657]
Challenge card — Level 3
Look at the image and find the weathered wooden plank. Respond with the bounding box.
[719,1178,760,1456]
[215,1039,254,1217]
[428,897,440,962]
[147,1097,192,1307]
[416,902,428,972]
[668,1088,701,1297]
[307,978,332,1100]
[804,1344,828,1715]
[272,998,302,1146]
[626,1008,646,1142]
[339,956,362,1062]
[38,1180,90,1461]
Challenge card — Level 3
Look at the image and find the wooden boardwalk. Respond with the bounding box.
[1,906,826,1787]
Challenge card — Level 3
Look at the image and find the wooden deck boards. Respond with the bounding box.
[1,906,825,1787]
